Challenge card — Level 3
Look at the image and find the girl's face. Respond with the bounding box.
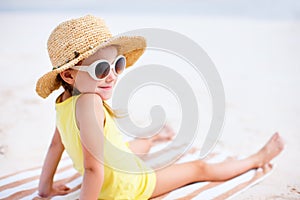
[73,46,119,100]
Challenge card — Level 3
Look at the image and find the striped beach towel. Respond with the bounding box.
[0,146,273,200]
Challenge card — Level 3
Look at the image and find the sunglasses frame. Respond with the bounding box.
[71,55,126,81]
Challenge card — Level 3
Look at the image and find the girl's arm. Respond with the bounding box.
[80,142,104,199]
[76,94,105,200]
[38,127,70,197]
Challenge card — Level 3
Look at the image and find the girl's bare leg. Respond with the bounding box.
[151,132,284,198]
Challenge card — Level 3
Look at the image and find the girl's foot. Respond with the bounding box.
[254,132,284,168]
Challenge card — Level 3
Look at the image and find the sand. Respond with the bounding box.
[0,12,299,199]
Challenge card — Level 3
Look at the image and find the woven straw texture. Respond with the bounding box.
[36,15,146,98]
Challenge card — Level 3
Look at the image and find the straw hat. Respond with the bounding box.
[36,15,146,98]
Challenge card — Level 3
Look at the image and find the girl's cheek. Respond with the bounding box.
[74,75,83,88]
[74,74,89,91]
[75,73,89,86]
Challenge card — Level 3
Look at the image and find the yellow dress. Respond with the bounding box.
[55,95,156,200]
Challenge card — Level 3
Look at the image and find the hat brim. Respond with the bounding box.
[36,35,146,98]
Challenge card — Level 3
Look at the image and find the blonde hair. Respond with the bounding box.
[103,101,117,118]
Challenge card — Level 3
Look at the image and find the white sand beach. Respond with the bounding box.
[0,8,299,199]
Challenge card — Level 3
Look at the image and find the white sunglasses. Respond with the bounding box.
[71,55,126,81]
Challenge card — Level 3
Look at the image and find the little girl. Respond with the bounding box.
[36,15,284,199]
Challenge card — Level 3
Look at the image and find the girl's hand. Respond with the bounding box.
[34,183,71,200]
[51,182,71,196]
[151,125,175,145]
[128,125,176,154]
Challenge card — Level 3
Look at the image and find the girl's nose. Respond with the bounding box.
[105,68,117,82]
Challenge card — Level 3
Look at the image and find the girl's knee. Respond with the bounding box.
[192,160,209,181]
[193,160,208,178]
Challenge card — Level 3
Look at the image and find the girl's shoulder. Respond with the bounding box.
[75,93,105,122]
[76,93,104,111]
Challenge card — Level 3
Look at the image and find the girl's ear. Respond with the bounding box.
[59,69,76,85]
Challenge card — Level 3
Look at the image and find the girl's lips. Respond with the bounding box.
[99,86,112,90]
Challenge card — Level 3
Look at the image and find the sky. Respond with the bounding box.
[0,0,299,20]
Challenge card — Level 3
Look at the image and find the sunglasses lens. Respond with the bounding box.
[95,62,110,79]
[115,57,126,75]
